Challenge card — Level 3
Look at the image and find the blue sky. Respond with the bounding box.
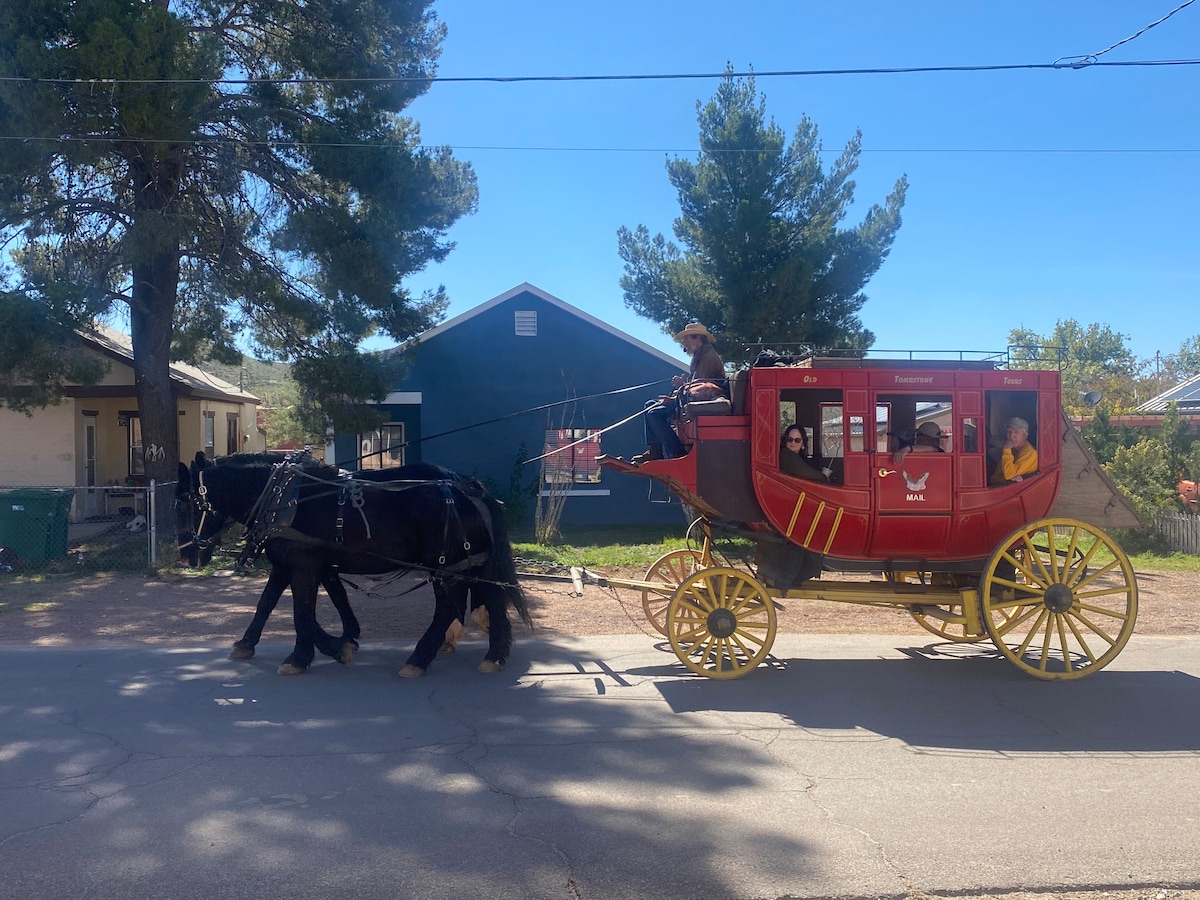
[396,1,1199,368]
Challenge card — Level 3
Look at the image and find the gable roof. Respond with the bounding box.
[1137,371,1200,413]
[408,282,686,369]
[83,324,260,403]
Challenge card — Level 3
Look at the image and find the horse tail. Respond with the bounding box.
[482,494,533,629]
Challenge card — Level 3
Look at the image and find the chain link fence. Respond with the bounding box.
[0,481,185,576]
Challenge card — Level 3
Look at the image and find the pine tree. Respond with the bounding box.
[0,0,476,479]
[617,70,907,363]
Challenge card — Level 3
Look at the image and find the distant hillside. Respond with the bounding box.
[202,357,294,402]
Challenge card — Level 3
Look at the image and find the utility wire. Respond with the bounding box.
[338,379,674,468]
[3,134,1196,153]
[1055,0,1197,68]
[1,57,1198,90]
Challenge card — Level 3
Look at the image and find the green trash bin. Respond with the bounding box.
[0,489,74,563]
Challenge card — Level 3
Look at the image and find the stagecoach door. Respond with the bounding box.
[870,391,954,555]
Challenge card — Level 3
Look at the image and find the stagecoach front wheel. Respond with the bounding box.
[642,548,706,636]
[981,518,1137,680]
[910,601,989,643]
[666,567,777,679]
[895,572,989,643]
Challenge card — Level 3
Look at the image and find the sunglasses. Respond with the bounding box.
[786,437,805,444]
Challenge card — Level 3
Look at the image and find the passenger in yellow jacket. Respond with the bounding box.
[990,416,1039,485]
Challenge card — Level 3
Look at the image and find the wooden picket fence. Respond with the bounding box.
[1155,513,1200,555]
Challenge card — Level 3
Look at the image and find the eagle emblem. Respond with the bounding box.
[903,470,930,491]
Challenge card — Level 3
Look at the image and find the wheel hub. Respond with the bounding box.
[1043,582,1074,613]
[707,608,738,638]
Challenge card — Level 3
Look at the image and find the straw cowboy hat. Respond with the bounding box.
[674,322,715,342]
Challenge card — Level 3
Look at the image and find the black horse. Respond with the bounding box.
[177,454,361,664]
[181,453,531,677]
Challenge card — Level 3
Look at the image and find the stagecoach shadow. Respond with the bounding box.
[653,646,1200,754]
[619,641,795,679]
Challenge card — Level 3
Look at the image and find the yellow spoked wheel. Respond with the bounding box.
[666,567,777,679]
[910,602,989,643]
[893,572,988,643]
[981,518,1138,680]
[642,548,706,636]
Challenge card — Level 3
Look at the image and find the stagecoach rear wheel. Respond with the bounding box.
[666,567,777,679]
[981,517,1138,680]
[642,548,706,636]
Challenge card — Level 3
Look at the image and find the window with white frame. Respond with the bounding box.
[359,423,406,469]
[203,412,215,458]
[541,429,601,484]
[126,414,143,475]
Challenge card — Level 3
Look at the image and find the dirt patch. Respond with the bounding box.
[0,564,1194,647]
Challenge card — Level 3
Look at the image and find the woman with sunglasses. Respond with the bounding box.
[780,425,830,482]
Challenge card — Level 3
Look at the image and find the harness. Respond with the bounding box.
[192,459,497,585]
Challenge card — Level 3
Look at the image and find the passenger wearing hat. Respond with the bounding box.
[632,322,727,465]
[990,416,1038,485]
[891,421,945,465]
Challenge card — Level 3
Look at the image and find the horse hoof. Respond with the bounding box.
[336,642,356,666]
[440,618,464,653]
[229,643,255,661]
[477,659,505,674]
[277,663,307,676]
[397,664,426,679]
[470,606,490,632]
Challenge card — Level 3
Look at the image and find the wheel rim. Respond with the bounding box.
[642,548,705,635]
[666,567,777,679]
[981,518,1137,680]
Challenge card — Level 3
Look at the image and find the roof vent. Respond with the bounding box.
[515,310,537,337]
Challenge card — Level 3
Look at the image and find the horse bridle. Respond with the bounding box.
[181,471,218,554]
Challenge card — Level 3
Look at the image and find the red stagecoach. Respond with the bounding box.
[596,354,1141,681]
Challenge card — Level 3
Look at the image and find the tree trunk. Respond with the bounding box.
[130,249,181,485]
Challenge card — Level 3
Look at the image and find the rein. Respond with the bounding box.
[193,460,511,589]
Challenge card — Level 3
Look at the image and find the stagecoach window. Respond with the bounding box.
[820,404,845,457]
[780,390,846,458]
[778,400,797,433]
[542,429,602,484]
[985,391,1037,447]
[874,405,891,451]
[844,404,890,453]
[358,424,405,470]
[962,416,980,453]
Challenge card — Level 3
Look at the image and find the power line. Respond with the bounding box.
[1,57,1199,90]
[1055,0,1198,68]
[2,134,1196,154]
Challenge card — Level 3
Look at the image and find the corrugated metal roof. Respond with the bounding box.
[1137,372,1200,413]
[83,324,260,403]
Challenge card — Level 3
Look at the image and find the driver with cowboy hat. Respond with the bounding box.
[633,322,726,465]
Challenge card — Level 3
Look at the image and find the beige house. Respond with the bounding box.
[0,324,263,518]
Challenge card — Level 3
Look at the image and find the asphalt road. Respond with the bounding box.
[3,633,1199,900]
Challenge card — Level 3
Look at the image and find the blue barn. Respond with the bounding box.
[328,283,690,526]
